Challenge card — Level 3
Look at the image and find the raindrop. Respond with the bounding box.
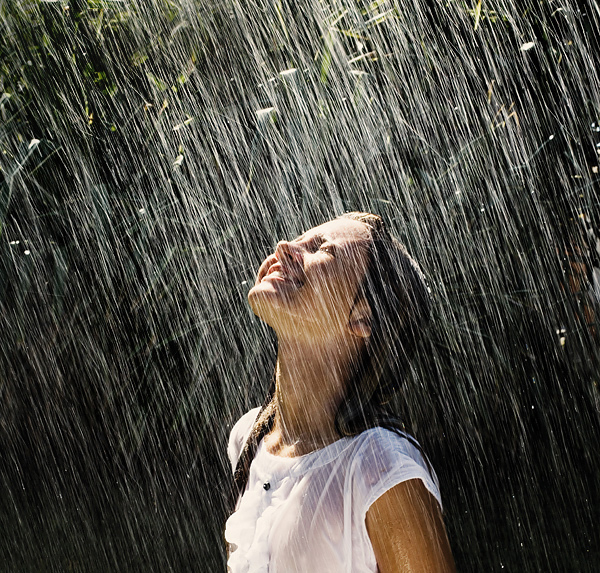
[256,107,276,120]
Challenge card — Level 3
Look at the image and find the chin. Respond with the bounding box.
[248,284,277,322]
[248,286,299,333]
[247,285,263,315]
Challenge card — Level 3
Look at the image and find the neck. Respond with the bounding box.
[266,334,361,457]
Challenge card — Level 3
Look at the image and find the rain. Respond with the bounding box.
[0,0,599,570]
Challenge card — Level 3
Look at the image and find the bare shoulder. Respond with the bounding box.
[366,478,456,573]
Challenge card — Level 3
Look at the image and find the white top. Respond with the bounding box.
[225,408,442,573]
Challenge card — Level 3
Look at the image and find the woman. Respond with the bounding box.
[225,212,455,572]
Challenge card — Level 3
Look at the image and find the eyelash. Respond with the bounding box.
[292,238,334,255]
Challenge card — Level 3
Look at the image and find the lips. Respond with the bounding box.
[262,261,304,286]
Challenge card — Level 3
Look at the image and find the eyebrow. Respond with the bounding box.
[292,233,331,244]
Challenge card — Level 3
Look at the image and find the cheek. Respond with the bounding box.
[325,264,362,301]
[247,260,363,327]
[302,276,357,320]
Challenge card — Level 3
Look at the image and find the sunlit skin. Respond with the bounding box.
[248,218,373,456]
[248,218,456,572]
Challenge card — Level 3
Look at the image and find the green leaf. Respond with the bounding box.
[474,0,482,31]
[320,32,333,85]
[146,71,168,91]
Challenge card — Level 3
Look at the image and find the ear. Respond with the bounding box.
[347,295,372,339]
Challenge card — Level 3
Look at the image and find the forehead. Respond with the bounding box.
[297,218,371,245]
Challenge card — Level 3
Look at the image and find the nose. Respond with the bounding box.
[275,240,303,265]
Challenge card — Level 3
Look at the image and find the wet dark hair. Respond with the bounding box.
[229,212,432,510]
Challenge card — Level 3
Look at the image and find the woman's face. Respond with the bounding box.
[248,218,372,340]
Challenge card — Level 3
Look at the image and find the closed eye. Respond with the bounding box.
[292,234,335,254]
[300,236,324,252]
[319,243,336,255]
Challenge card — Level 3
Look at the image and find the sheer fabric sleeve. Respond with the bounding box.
[352,427,442,524]
[227,407,261,474]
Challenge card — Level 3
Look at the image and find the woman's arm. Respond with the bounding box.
[366,478,456,573]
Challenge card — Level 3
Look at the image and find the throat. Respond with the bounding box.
[264,417,340,458]
[269,338,355,457]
